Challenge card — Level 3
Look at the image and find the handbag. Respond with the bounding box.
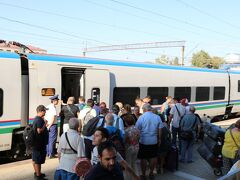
[229,129,240,159]
[180,117,197,141]
[65,132,92,176]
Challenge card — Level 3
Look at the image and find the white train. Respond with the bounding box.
[0,51,240,159]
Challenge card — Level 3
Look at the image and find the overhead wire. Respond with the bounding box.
[107,0,240,39]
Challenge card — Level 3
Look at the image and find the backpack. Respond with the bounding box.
[109,129,125,159]
[82,116,105,136]
[23,124,36,150]
[83,109,95,126]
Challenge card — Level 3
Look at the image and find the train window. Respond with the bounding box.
[238,80,240,92]
[113,87,140,106]
[214,87,225,100]
[0,89,3,117]
[196,87,210,101]
[174,87,191,101]
[41,88,55,96]
[92,88,100,105]
[147,87,168,105]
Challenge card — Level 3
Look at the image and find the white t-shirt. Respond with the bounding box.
[170,103,186,128]
[91,146,123,165]
[79,107,97,123]
[45,103,57,124]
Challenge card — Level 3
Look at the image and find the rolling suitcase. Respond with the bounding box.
[166,145,178,171]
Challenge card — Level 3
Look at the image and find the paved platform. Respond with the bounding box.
[0,141,218,180]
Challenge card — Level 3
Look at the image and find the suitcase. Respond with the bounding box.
[203,136,223,155]
[166,146,178,171]
[203,123,225,140]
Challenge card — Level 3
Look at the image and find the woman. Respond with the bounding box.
[55,118,85,180]
[222,120,240,165]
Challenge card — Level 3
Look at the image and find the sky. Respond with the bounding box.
[0,0,240,64]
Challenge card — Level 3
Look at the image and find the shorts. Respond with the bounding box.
[32,149,47,164]
[137,143,158,159]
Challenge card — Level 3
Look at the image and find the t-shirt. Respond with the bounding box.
[33,116,48,150]
[61,104,80,124]
[91,146,123,166]
[85,162,124,180]
[170,103,186,128]
[45,103,57,125]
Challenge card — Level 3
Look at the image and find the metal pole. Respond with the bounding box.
[181,46,185,66]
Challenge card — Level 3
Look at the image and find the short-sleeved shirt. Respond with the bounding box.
[33,116,48,150]
[124,126,140,150]
[45,103,57,124]
[57,129,85,173]
[91,146,123,165]
[85,162,124,180]
[61,104,80,124]
[180,113,200,137]
[136,111,163,145]
[222,128,240,159]
[112,114,125,135]
[170,103,186,128]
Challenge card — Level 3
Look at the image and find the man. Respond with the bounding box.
[60,97,80,133]
[45,94,59,158]
[79,98,97,159]
[179,106,200,163]
[135,98,145,114]
[169,97,186,149]
[111,105,125,135]
[136,103,163,180]
[85,141,124,180]
[32,105,49,180]
[91,127,139,180]
[78,96,86,111]
[57,118,85,179]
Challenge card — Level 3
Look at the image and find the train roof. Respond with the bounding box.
[1,51,240,74]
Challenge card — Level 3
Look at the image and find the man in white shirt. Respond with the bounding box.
[79,99,97,159]
[169,97,186,149]
[45,94,59,158]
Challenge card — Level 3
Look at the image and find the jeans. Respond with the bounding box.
[172,126,181,152]
[180,139,194,162]
[54,169,79,180]
[47,124,57,157]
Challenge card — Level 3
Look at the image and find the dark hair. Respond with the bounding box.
[95,127,109,139]
[97,141,116,156]
[173,97,180,102]
[100,102,107,108]
[124,114,135,126]
[112,104,120,114]
[123,104,132,114]
[87,99,94,107]
[235,120,240,129]
[100,108,109,115]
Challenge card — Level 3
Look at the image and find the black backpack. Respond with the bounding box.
[82,115,105,136]
[109,129,125,159]
[23,124,36,149]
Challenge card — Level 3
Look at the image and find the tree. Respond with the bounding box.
[191,50,224,69]
[191,50,211,68]
[155,55,169,64]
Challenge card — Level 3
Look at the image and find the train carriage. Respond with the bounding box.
[0,51,240,159]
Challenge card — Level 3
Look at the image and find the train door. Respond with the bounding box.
[61,67,84,103]
[85,69,110,107]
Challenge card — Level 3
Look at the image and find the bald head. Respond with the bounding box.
[105,113,114,125]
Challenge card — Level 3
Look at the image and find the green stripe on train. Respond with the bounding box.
[0,122,60,134]
[0,127,16,134]
[196,102,240,110]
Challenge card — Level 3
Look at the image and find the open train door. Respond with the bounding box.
[84,68,110,107]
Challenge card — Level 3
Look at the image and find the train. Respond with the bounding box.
[0,51,240,160]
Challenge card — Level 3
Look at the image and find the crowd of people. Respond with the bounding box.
[31,95,204,180]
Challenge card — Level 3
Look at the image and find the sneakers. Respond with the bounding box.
[34,173,47,180]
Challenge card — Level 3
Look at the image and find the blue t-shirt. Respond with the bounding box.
[105,126,124,140]
[33,116,48,150]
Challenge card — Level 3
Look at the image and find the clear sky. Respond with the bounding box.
[0,0,239,64]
